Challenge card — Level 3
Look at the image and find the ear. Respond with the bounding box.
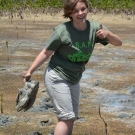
[69,16,72,20]
[69,13,73,20]
[69,12,73,16]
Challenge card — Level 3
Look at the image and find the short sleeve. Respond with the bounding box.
[45,28,62,51]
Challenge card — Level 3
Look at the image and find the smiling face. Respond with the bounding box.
[70,1,88,29]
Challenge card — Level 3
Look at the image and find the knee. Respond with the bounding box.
[67,119,74,124]
[60,119,74,125]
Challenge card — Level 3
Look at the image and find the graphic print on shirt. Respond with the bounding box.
[68,41,94,62]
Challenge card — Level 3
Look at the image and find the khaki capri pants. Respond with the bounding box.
[44,66,80,121]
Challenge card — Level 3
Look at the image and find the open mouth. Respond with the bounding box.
[77,16,85,19]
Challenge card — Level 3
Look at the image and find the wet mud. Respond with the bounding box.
[0,13,135,135]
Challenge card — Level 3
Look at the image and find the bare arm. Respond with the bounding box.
[105,32,122,46]
[23,49,54,81]
[96,24,122,46]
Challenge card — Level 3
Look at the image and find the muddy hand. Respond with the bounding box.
[22,74,31,82]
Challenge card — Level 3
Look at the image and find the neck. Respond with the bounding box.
[73,21,87,31]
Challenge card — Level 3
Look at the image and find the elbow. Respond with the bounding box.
[111,39,122,46]
[120,42,122,46]
[108,33,122,46]
[116,40,122,46]
[115,36,123,46]
[118,40,122,46]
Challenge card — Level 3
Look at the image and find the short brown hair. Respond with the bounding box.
[63,0,89,20]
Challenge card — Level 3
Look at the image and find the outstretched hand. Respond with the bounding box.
[22,73,31,82]
[96,23,109,39]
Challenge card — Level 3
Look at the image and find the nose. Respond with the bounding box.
[78,10,83,15]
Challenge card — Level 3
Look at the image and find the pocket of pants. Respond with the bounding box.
[46,68,59,83]
[52,80,70,94]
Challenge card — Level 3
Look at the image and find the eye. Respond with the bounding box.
[73,9,79,14]
[81,7,87,12]
[73,7,87,14]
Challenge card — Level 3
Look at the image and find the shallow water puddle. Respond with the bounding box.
[0,66,26,75]
[82,69,94,79]
[91,87,135,112]
[10,51,32,56]
[89,55,100,62]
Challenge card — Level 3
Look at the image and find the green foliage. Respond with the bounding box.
[0,0,63,10]
[0,0,134,14]
[6,41,8,49]
[90,0,135,10]
[0,94,3,102]
[0,94,3,114]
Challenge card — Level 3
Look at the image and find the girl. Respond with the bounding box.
[23,0,122,135]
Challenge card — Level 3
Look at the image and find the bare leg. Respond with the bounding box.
[68,121,74,135]
[54,119,74,135]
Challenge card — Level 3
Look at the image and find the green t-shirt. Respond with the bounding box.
[45,20,109,85]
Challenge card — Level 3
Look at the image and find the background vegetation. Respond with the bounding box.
[0,0,135,18]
